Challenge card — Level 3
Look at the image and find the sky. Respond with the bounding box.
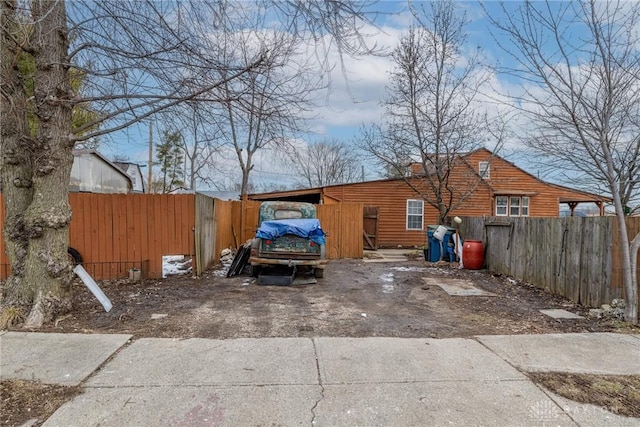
[94,1,576,191]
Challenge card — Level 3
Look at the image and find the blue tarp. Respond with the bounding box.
[256,218,326,245]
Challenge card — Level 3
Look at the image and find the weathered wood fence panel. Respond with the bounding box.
[195,194,215,276]
[460,216,639,308]
[482,220,511,276]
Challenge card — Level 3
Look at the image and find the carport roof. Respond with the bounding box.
[249,187,323,203]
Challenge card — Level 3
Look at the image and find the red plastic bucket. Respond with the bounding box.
[462,240,484,270]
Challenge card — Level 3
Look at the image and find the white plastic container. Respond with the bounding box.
[433,225,448,241]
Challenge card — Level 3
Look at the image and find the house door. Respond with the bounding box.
[363,206,379,250]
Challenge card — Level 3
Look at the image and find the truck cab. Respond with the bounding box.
[249,201,327,278]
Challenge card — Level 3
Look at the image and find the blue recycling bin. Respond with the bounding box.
[426,230,441,262]
[426,226,456,262]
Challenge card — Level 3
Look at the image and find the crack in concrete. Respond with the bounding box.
[310,338,325,426]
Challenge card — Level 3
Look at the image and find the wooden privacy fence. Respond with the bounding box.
[317,203,364,259]
[195,193,216,276]
[1,194,362,281]
[1,193,201,280]
[459,216,640,308]
[211,200,363,261]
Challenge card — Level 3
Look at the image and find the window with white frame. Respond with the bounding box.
[496,196,530,217]
[479,161,490,179]
[510,196,521,216]
[521,197,529,216]
[406,199,424,230]
[496,196,508,216]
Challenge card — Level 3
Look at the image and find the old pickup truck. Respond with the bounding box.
[249,201,327,278]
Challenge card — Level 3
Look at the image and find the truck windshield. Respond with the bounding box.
[274,210,303,219]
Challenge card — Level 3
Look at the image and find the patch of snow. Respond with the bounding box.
[213,268,229,277]
[431,268,454,275]
[212,249,235,277]
[379,272,395,293]
[390,266,428,272]
[379,272,394,282]
[162,255,192,278]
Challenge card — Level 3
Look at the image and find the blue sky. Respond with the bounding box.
[95,1,556,189]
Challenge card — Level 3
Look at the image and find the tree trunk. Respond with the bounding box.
[630,232,640,324]
[1,0,34,314]
[610,183,637,324]
[603,136,637,324]
[1,0,75,328]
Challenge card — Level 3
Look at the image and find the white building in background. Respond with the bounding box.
[113,161,146,193]
[70,150,133,194]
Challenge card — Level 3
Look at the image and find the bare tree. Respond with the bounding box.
[486,0,639,323]
[358,1,500,224]
[0,1,267,328]
[215,14,323,196]
[289,139,362,187]
[158,102,225,191]
[1,0,381,327]
[1,0,75,327]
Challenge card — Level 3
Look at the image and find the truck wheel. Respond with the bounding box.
[314,268,324,278]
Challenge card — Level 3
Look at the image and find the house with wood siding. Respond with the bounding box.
[249,148,609,248]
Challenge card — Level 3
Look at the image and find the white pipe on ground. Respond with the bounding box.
[73,265,113,312]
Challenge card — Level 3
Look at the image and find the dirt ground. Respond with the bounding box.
[30,257,638,338]
[1,380,81,427]
[528,372,640,418]
[3,256,640,425]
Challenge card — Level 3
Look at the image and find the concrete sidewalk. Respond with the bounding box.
[1,332,639,426]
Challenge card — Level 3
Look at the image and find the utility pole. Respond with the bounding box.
[183,146,188,190]
[148,122,153,193]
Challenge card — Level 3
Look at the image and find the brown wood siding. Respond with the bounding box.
[463,149,604,216]
[247,150,607,248]
[323,179,493,247]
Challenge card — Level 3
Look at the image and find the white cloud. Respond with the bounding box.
[104,2,589,190]
[300,24,405,137]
